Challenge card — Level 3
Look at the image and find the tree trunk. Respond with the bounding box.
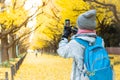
[0,42,2,64]
[0,0,6,63]
[1,36,9,62]
[9,34,17,58]
[16,44,19,57]
[11,44,17,58]
[9,44,16,59]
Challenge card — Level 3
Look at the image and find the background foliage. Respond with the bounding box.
[0,0,120,62]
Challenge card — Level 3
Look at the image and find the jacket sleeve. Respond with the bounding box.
[57,38,74,58]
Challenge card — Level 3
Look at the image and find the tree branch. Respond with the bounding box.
[7,23,42,48]
[85,0,120,22]
[1,0,49,39]
[94,0,119,22]
[51,8,60,21]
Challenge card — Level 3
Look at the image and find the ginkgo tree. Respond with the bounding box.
[29,0,120,54]
[0,0,29,62]
[30,0,89,53]
[84,0,120,22]
[56,0,120,47]
[0,0,48,62]
[84,0,120,46]
[30,0,62,53]
[56,0,89,25]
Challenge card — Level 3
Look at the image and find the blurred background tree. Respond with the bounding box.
[30,0,120,54]
[1,0,120,62]
[84,0,120,47]
[0,0,47,62]
[30,0,62,53]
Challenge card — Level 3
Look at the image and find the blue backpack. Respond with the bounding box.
[74,36,113,80]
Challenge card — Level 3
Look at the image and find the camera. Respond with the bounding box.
[64,19,78,34]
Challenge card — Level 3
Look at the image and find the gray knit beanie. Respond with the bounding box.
[77,10,96,30]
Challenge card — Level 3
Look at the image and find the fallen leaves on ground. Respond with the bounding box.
[14,53,72,80]
[13,53,120,80]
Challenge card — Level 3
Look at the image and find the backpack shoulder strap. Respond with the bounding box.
[74,36,103,47]
[74,38,89,47]
[95,36,103,46]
